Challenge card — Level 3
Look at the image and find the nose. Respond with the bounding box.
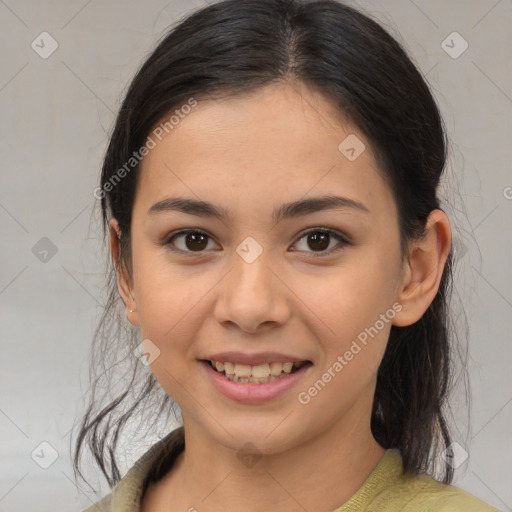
[213,249,291,334]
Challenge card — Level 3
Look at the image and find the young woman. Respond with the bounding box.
[74,0,500,510]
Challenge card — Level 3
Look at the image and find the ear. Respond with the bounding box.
[392,209,452,327]
[109,218,139,326]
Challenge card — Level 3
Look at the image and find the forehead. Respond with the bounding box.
[134,82,396,224]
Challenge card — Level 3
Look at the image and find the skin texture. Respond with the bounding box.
[109,81,452,512]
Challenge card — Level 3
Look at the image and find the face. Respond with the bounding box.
[120,82,407,454]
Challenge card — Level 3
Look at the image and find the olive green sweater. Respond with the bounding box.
[83,428,500,512]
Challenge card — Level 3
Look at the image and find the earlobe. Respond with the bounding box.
[109,218,138,325]
[392,209,452,327]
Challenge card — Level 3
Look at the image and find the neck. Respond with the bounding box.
[145,402,386,512]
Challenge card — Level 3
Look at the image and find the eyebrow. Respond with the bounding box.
[147,195,370,223]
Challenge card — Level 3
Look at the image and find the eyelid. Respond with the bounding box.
[162,226,351,257]
[293,227,350,257]
[162,229,220,257]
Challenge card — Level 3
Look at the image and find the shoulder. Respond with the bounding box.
[377,451,501,512]
[82,493,112,512]
[337,449,501,512]
[393,473,502,512]
[80,427,185,512]
[83,493,112,512]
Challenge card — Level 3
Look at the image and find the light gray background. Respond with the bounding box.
[0,0,511,511]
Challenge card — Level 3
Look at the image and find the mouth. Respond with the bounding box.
[205,360,309,384]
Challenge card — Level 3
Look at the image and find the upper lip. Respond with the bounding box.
[202,352,309,366]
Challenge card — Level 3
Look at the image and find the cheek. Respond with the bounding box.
[296,250,400,382]
[131,246,226,364]
[131,246,196,341]
[131,260,208,400]
[304,254,399,333]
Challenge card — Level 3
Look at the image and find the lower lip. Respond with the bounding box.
[199,360,312,403]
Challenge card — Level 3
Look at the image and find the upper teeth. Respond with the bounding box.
[212,361,297,378]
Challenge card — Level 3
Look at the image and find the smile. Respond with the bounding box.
[208,360,307,384]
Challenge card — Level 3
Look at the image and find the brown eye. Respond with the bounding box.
[163,227,348,258]
[306,232,330,251]
[185,232,208,250]
[293,228,349,256]
[165,230,217,253]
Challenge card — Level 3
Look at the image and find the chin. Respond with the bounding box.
[196,414,313,457]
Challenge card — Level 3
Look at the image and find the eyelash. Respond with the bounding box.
[162,227,350,258]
